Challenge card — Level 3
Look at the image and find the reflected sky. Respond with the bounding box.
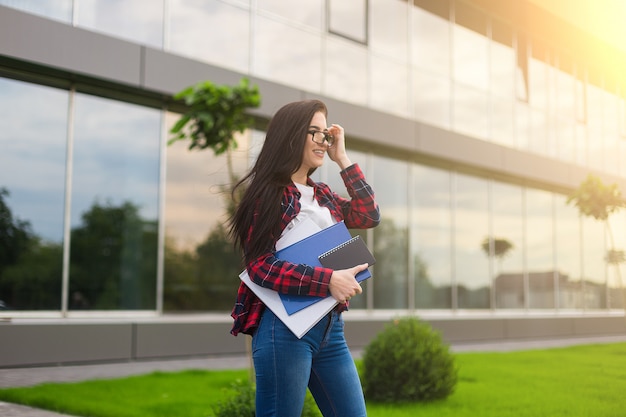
[163,111,253,249]
[2,0,624,174]
[169,0,250,72]
[3,0,626,311]
[0,78,68,243]
[76,0,164,48]
[0,0,72,23]
[71,94,160,227]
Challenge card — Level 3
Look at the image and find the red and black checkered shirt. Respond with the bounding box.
[230,163,380,336]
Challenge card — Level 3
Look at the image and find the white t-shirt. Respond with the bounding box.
[280,183,336,238]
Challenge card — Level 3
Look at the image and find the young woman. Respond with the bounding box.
[229,99,380,416]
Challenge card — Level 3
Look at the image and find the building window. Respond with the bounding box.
[327,0,367,44]
[618,92,626,139]
[69,94,161,310]
[0,78,68,311]
[412,165,452,309]
[371,155,409,309]
[575,67,587,124]
[0,0,73,24]
[454,173,490,309]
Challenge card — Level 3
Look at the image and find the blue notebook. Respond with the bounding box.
[277,221,373,315]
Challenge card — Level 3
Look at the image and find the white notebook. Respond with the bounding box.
[239,217,339,338]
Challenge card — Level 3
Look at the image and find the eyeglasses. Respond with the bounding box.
[308,130,334,147]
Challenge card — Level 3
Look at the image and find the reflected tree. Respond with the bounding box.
[169,78,261,183]
[0,187,62,309]
[0,187,35,273]
[69,201,157,310]
[481,236,514,271]
[481,236,515,308]
[567,174,626,309]
[164,78,260,312]
[373,218,409,308]
[164,223,242,311]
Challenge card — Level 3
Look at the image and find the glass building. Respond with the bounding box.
[1,0,625,366]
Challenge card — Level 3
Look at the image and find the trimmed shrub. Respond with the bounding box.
[361,317,458,403]
[213,379,321,417]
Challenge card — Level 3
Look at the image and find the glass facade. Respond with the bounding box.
[1,0,625,315]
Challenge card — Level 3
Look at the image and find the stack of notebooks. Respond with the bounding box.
[240,219,375,338]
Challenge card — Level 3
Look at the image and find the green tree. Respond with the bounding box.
[567,174,626,308]
[165,78,260,309]
[169,78,261,182]
[69,201,158,310]
[168,78,261,375]
[481,236,514,261]
[0,187,35,272]
[481,236,514,276]
[0,187,63,310]
[195,222,243,310]
[1,243,63,309]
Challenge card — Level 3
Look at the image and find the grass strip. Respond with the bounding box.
[1,342,625,417]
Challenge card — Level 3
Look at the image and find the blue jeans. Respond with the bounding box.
[252,308,367,417]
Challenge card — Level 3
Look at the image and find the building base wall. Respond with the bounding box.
[1,313,625,368]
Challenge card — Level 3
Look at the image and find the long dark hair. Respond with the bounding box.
[229,100,328,263]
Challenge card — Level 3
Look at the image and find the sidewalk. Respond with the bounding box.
[2,334,626,416]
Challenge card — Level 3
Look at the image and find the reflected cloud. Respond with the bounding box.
[164,114,252,249]
[76,0,164,48]
[71,94,161,224]
[0,78,68,242]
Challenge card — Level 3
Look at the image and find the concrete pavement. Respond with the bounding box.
[2,334,626,416]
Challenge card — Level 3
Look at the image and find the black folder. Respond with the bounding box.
[318,235,376,270]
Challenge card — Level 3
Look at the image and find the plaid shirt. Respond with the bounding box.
[230,163,380,336]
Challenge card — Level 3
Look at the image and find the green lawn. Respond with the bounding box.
[1,342,625,417]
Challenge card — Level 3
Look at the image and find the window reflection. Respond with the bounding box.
[328,0,367,43]
[69,94,161,310]
[528,108,548,155]
[0,0,72,23]
[371,156,408,309]
[453,84,489,139]
[528,54,549,111]
[324,37,368,105]
[490,97,514,146]
[258,0,322,30]
[581,216,607,309]
[554,196,582,309]
[555,118,576,162]
[491,183,523,309]
[169,0,250,73]
[453,24,488,92]
[413,70,451,129]
[369,0,408,61]
[412,165,451,309]
[607,212,625,309]
[603,91,621,176]
[163,112,252,312]
[587,84,605,171]
[412,6,450,77]
[76,0,164,48]
[254,15,322,92]
[489,21,516,146]
[515,101,531,150]
[411,6,451,129]
[526,189,555,309]
[370,55,410,117]
[0,78,68,310]
[454,173,489,309]
[554,65,575,121]
[490,20,515,100]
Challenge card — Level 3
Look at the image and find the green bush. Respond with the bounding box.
[362,317,458,403]
[212,379,321,417]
